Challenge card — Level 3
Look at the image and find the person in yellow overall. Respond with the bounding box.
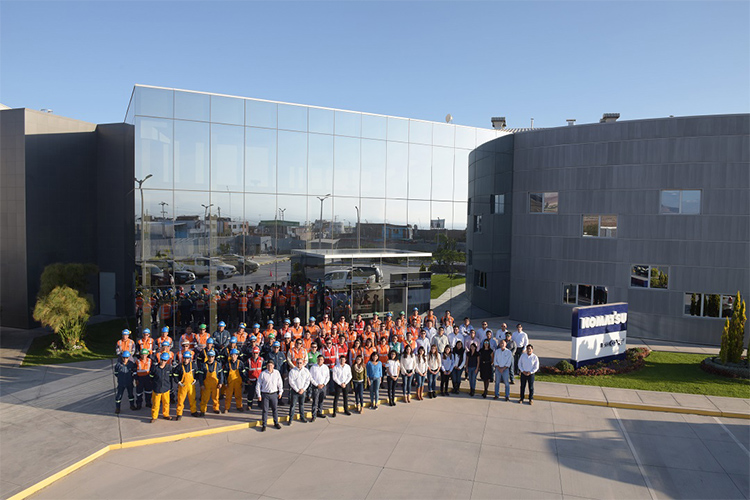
[149,352,173,422]
[172,351,200,420]
[198,350,223,416]
[223,349,247,413]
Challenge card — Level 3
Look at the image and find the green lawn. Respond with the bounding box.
[430,274,466,299]
[23,318,135,366]
[536,351,750,399]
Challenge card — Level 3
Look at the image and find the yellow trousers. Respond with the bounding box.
[200,380,220,412]
[176,383,197,416]
[151,392,170,420]
[224,379,243,410]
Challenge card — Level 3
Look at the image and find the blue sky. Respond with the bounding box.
[1,1,748,128]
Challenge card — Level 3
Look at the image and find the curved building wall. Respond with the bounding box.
[468,114,750,344]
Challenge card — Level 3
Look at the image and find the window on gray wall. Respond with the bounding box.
[530,192,558,213]
[562,284,577,304]
[684,292,733,318]
[630,265,669,289]
[474,270,487,289]
[563,283,608,306]
[473,215,482,233]
[660,190,701,214]
[582,214,618,237]
[490,194,505,214]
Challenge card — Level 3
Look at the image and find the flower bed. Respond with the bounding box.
[700,356,750,380]
[540,347,651,376]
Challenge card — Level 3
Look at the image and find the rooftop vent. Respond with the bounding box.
[566,119,576,126]
[491,117,506,129]
[600,113,620,123]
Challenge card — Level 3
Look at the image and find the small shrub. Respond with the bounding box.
[540,348,651,377]
[556,360,574,372]
[33,285,90,350]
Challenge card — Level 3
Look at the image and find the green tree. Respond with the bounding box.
[690,293,700,316]
[704,294,721,318]
[433,234,463,276]
[38,263,98,300]
[719,291,746,364]
[33,285,90,350]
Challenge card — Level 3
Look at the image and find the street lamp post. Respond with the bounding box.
[135,174,152,320]
[317,194,331,249]
[201,203,214,254]
[355,205,361,251]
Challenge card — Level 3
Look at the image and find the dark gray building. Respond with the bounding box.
[467,114,750,344]
[0,108,134,328]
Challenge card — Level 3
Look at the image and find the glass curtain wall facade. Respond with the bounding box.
[126,85,502,331]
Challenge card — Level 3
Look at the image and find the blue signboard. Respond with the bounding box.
[571,302,628,368]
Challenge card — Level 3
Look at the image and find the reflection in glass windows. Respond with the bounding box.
[630,265,668,289]
[308,134,334,196]
[246,100,277,129]
[245,127,276,192]
[278,104,308,132]
[473,215,482,233]
[361,139,386,199]
[563,283,607,307]
[683,292,734,318]
[386,141,408,199]
[211,95,244,126]
[409,120,432,145]
[529,192,558,214]
[174,120,209,189]
[174,91,210,122]
[211,124,244,189]
[583,214,617,237]
[333,136,360,198]
[277,131,308,194]
[490,194,505,214]
[577,284,592,306]
[335,111,361,137]
[408,144,431,200]
[431,147,454,201]
[361,114,386,140]
[387,117,408,142]
[308,108,334,134]
[136,117,173,190]
[474,270,487,289]
[661,190,701,214]
[135,87,174,118]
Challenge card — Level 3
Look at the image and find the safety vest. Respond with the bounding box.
[302,337,312,350]
[408,326,420,339]
[160,350,174,363]
[442,315,454,327]
[403,339,417,353]
[263,294,272,308]
[252,296,262,309]
[135,297,144,309]
[236,331,248,344]
[351,347,364,363]
[290,347,307,364]
[160,302,172,320]
[289,292,297,306]
[277,294,286,307]
[319,320,332,335]
[336,343,349,358]
[384,319,394,330]
[393,326,406,343]
[290,326,303,339]
[137,357,152,376]
[410,314,422,326]
[117,339,135,353]
[377,344,389,364]
[322,346,338,368]
[158,335,172,348]
[306,325,320,338]
[239,296,248,312]
[138,337,154,353]
[353,321,365,335]
[364,346,376,364]
[196,332,210,349]
[371,319,381,331]
[336,321,349,334]
[263,328,277,341]
[247,357,263,381]
[425,313,436,325]
[203,361,220,383]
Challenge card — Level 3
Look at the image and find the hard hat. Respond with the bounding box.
[159,352,170,361]
[230,348,239,355]
[253,323,260,329]
[161,341,170,347]
[143,328,151,335]
[162,327,169,333]
[207,350,216,357]
[386,312,392,317]
[400,311,405,315]
[267,320,274,324]
[199,323,207,329]
[230,336,237,343]
[218,321,226,327]
[140,349,149,355]
[239,323,246,328]
[181,339,190,345]
[293,317,300,323]
[122,329,131,336]
[183,351,192,359]
[309,316,316,322]
[121,350,131,358]
[284,319,290,324]
[252,347,260,354]
[272,341,281,348]
[207,338,214,344]
[413,307,419,311]
[250,335,257,341]
[284,332,291,339]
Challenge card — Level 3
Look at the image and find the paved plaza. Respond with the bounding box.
[28,394,750,500]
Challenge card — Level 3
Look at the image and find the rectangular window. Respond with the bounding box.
[529,192,558,213]
[474,270,487,289]
[582,214,617,238]
[490,194,505,214]
[661,190,701,214]
[631,265,669,289]
[683,292,733,317]
[563,283,608,306]
[473,215,482,233]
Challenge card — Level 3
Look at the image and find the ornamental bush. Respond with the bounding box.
[33,285,90,350]
[719,292,746,364]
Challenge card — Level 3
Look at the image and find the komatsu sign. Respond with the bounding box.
[571,302,628,368]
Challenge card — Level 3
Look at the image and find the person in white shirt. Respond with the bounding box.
[440,346,455,396]
[458,317,473,338]
[518,345,540,405]
[464,329,481,350]
[400,346,416,403]
[431,327,449,354]
[385,350,401,406]
[448,325,463,348]
[496,322,510,341]
[331,356,353,416]
[479,321,493,339]
[287,356,311,425]
[512,324,529,375]
[423,319,437,341]
[256,359,284,431]
[414,346,428,401]
[451,340,466,394]
[416,330,431,356]
[493,340,514,401]
[308,355,330,420]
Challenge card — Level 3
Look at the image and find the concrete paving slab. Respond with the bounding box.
[701,438,750,476]
[558,455,651,499]
[386,433,481,481]
[482,416,555,454]
[643,465,746,500]
[682,413,741,443]
[554,427,636,465]
[708,395,750,415]
[729,474,750,499]
[636,389,680,406]
[406,407,487,444]
[477,444,562,493]
[671,392,721,410]
[616,408,697,438]
[303,423,402,467]
[564,384,607,402]
[471,480,563,499]
[551,402,616,430]
[535,381,570,398]
[717,416,750,446]
[420,393,491,416]
[367,468,474,500]
[628,432,725,473]
[265,454,381,499]
[602,387,644,404]
[227,418,326,454]
[324,402,419,433]
[488,397,554,424]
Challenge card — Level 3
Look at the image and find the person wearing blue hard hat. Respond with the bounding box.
[113,350,137,414]
[172,349,199,420]
[223,348,246,413]
[213,321,230,351]
[198,349,223,416]
[116,329,135,357]
[264,340,288,404]
[149,350,174,422]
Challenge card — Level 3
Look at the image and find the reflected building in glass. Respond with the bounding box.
[126,85,506,328]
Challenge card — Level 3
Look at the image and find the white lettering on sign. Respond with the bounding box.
[580,312,628,330]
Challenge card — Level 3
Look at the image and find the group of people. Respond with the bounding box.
[113,309,540,431]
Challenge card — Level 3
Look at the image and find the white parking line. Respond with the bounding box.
[613,408,658,500]
[714,416,750,457]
